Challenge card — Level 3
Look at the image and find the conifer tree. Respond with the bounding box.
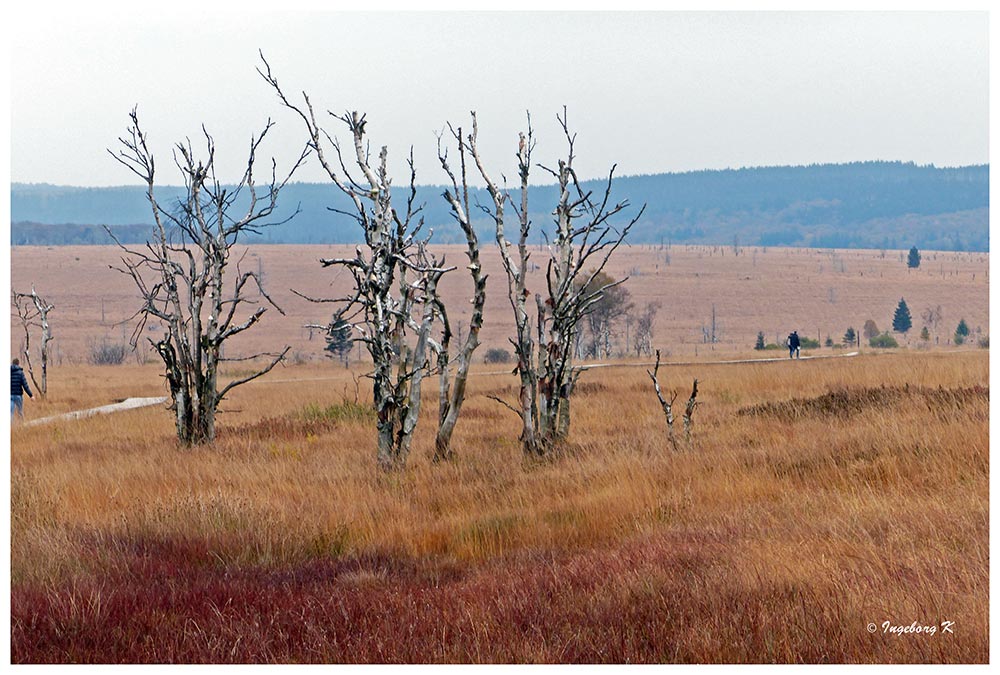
[892,298,912,333]
[955,319,970,345]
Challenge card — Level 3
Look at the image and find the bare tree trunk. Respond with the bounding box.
[262,59,454,470]
[464,113,542,455]
[647,349,679,451]
[12,287,55,398]
[108,107,299,445]
[464,108,642,456]
[433,126,488,461]
[683,379,700,445]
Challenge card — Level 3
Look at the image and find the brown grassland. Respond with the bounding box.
[8,244,989,663]
[10,243,989,362]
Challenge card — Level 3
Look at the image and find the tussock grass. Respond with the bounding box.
[10,351,988,662]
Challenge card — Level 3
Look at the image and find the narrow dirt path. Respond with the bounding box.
[12,350,888,426]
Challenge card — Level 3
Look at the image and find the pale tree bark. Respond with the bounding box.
[261,56,453,470]
[646,349,679,451]
[107,107,303,445]
[466,108,644,455]
[463,112,542,455]
[432,125,488,461]
[12,286,54,398]
[683,379,700,444]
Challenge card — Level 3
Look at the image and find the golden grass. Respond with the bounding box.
[10,350,988,661]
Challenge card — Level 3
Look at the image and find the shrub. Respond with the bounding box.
[484,348,512,364]
[87,338,129,365]
[977,335,989,349]
[799,337,820,349]
[869,332,899,349]
[301,400,374,424]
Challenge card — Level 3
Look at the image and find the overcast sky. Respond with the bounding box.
[9,9,989,187]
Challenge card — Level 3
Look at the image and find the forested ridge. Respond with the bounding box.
[12,161,988,251]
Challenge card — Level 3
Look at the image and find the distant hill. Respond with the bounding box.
[11,161,988,251]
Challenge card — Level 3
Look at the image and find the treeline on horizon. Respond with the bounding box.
[11,161,989,252]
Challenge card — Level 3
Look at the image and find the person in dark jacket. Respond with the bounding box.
[787,331,801,359]
[11,358,34,420]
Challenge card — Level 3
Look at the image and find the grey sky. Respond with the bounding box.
[10,10,989,187]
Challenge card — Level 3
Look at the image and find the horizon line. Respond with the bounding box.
[10,159,989,191]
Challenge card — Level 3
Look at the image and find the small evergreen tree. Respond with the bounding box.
[754,331,766,351]
[892,298,912,333]
[955,318,970,345]
[907,246,921,269]
[324,315,353,365]
[843,326,856,346]
[920,326,930,341]
[824,335,834,347]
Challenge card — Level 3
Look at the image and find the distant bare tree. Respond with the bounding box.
[632,301,660,357]
[12,286,54,398]
[468,108,644,455]
[107,107,304,444]
[921,305,943,332]
[576,271,632,359]
[261,57,452,470]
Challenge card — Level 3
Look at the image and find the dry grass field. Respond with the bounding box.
[10,347,988,663]
[8,242,990,663]
[10,244,989,363]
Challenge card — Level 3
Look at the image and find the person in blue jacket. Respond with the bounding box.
[786,331,801,359]
[11,358,34,420]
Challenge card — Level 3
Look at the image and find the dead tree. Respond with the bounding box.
[12,286,54,398]
[432,125,488,462]
[647,351,700,450]
[646,349,678,451]
[107,107,303,445]
[466,108,644,455]
[632,301,660,357]
[683,379,700,444]
[261,58,451,470]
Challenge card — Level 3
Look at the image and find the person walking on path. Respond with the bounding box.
[787,331,801,360]
[11,358,34,420]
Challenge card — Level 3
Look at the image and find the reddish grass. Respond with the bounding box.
[12,524,983,664]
